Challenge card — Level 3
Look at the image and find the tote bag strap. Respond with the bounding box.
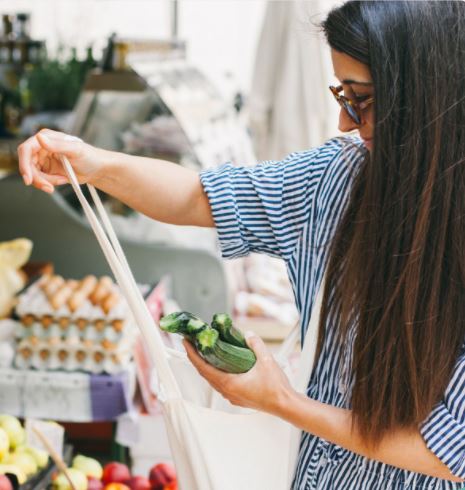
[274,323,300,365]
[293,275,326,393]
[59,155,182,400]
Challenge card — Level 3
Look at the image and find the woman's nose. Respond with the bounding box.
[338,108,359,133]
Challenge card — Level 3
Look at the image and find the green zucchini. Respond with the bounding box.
[211,313,247,348]
[196,326,256,374]
[161,311,256,373]
[160,311,208,335]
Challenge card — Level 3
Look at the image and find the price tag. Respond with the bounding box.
[25,418,64,459]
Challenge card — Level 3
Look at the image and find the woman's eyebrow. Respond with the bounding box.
[342,79,373,86]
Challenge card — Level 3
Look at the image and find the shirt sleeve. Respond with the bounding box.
[200,142,339,261]
[421,350,465,479]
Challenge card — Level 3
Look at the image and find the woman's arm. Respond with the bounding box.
[282,391,463,483]
[92,151,214,227]
[184,336,463,483]
[17,129,214,227]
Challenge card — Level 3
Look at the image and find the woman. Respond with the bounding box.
[17,1,465,488]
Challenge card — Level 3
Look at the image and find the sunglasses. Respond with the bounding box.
[329,85,374,125]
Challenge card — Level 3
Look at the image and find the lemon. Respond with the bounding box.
[0,428,9,461]
[0,239,33,269]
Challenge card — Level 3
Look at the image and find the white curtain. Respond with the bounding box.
[249,0,341,161]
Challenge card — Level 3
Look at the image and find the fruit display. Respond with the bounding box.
[0,429,9,461]
[0,416,25,451]
[14,274,137,374]
[0,238,33,320]
[0,414,177,490]
[0,414,49,487]
[101,463,131,486]
[160,311,256,373]
[52,467,88,490]
[87,476,104,490]
[72,455,103,480]
[148,464,177,490]
[125,476,150,490]
[0,465,26,485]
[52,459,177,490]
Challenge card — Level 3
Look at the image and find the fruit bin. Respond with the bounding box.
[20,445,72,490]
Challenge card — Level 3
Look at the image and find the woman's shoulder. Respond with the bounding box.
[286,135,365,166]
[304,136,366,214]
[276,136,365,194]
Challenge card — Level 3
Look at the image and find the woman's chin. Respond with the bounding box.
[362,138,373,150]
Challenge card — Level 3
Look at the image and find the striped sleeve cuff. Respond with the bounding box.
[421,401,465,478]
[200,164,251,259]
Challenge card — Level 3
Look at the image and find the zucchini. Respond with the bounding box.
[160,311,208,335]
[195,326,219,349]
[212,313,247,348]
[196,326,256,374]
[161,311,256,373]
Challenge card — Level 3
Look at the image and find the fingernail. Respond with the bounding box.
[244,330,256,339]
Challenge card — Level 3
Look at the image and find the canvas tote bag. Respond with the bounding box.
[60,155,324,490]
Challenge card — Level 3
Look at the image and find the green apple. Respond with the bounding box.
[0,416,25,450]
[5,452,37,476]
[16,446,48,469]
[0,428,9,461]
[0,464,26,484]
[72,455,102,479]
[52,468,88,490]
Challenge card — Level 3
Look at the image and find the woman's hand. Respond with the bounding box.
[183,333,295,417]
[17,129,110,193]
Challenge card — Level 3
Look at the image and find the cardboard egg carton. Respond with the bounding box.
[15,337,133,374]
[15,274,135,338]
[14,274,138,374]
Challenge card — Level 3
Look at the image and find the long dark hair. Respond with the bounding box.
[321,1,465,445]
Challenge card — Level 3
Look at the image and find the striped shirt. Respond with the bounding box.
[200,136,465,490]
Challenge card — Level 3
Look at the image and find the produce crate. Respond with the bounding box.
[6,445,72,490]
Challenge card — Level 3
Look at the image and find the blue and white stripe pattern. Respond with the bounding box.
[200,136,465,489]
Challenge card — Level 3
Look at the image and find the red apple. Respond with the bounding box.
[125,476,151,490]
[149,463,176,490]
[88,476,104,490]
[0,475,12,490]
[103,484,131,490]
[102,462,131,485]
[163,482,177,490]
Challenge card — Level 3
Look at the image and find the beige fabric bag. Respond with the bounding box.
[61,155,324,490]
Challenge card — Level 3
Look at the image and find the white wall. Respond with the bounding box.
[179,0,266,95]
[0,0,266,94]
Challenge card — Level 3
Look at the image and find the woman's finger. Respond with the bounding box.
[38,171,69,186]
[30,167,54,193]
[245,332,272,362]
[183,339,230,383]
[37,130,82,158]
[17,136,41,185]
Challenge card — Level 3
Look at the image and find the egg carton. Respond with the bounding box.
[15,337,133,374]
[16,320,133,344]
[16,274,133,324]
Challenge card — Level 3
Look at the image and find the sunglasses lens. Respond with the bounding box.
[343,101,361,124]
[329,86,362,124]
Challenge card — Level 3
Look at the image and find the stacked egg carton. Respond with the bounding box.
[14,274,137,374]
